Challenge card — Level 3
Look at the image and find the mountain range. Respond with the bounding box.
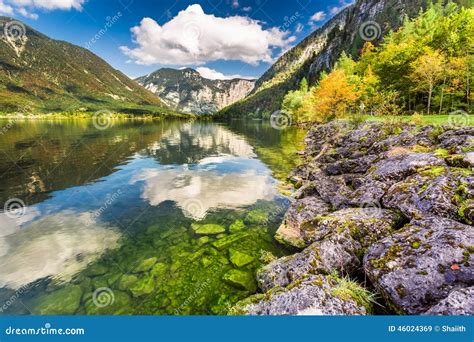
[0,16,170,115]
[218,0,454,118]
[2,0,470,117]
[136,68,255,114]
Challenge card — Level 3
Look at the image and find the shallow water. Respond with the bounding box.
[0,119,306,315]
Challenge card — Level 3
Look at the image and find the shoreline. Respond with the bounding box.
[230,120,474,316]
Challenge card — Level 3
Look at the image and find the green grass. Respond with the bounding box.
[360,114,467,125]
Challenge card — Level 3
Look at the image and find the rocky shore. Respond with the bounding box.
[231,121,474,316]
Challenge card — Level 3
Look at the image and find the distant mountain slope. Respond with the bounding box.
[218,0,440,118]
[0,16,172,115]
[136,68,255,114]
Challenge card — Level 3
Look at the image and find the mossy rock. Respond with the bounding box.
[229,220,246,233]
[92,277,109,290]
[85,290,132,315]
[191,223,226,235]
[117,274,138,291]
[133,257,158,273]
[197,236,211,246]
[229,249,254,268]
[244,209,269,225]
[201,256,213,268]
[212,232,250,250]
[130,275,155,297]
[85,264,108,277]
[32,285,83,315]
[150,262,168,279]
[146,224,161,235]
[222,270,257,292]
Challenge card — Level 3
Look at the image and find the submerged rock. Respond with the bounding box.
[229,249,254,268]
[364,216,474,314]
[223,270,256,292]
[191,223,226,235]
[32,285,82,315]
[212,232,250,250]
[130,275,155,297]
[230,275,367,315]
[423,287,474,316]
[229,220,246,233]
[244,209,269,225]
[118,274,138,291]
[133,257,158,273]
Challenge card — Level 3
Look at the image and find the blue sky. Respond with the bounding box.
[0,0,353,79]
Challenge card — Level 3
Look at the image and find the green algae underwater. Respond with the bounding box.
[0,118,306,315]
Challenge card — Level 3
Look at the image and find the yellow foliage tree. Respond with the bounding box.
[309,69,360,122]
[410,48,445,114]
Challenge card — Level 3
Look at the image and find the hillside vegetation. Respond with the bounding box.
[282,2,473,124]
[0,17,177,116]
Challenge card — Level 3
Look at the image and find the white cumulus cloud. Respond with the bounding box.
[121,4,295,66]
[2,0,84,19]
[0,0,13,14]
[309,11,326,23]
[196,67,254,80]
[6,0,84,11]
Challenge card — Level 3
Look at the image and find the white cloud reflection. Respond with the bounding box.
[0,211,119,289]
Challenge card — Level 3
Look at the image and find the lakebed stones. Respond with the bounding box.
[32,285,83,315]
[133,257,158,273]
[423,287,474,316]
[191,223,226,235]
[364,216,474,314]
[230,274,367,316]
[223,269,256,292]
[229,249,254,268]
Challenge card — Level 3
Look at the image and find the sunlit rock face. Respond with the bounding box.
[136,68,255,114]
[0,211,120,289]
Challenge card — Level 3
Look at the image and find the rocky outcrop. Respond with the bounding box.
[230,274,367,316]
[364,216,473,314]
[232,121,474,316]
[136,68,255,114]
